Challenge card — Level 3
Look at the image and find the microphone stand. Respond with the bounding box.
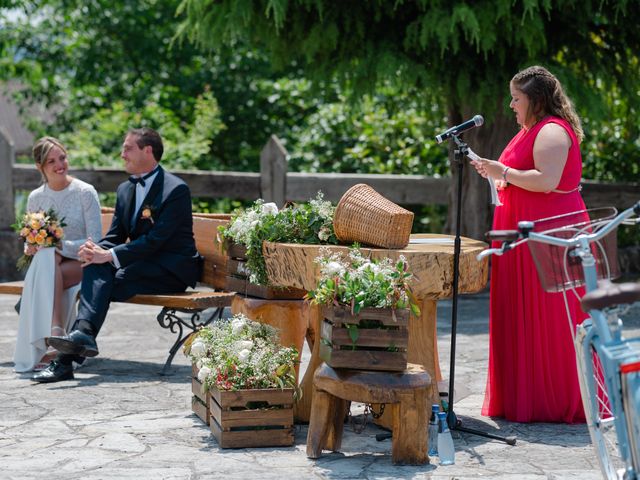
[376,133,516,446]
[446,134,516,445]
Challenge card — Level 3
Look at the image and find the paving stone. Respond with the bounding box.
[1,291,639,479]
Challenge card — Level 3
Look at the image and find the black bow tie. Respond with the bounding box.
[129,167,159,187]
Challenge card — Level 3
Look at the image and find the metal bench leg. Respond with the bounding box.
[156,307,224,376]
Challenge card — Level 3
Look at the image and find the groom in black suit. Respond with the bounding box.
[34,127,202,382]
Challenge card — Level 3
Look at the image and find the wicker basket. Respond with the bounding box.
[333,184,414,249]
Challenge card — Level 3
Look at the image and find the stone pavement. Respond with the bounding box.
[1,290,639,480]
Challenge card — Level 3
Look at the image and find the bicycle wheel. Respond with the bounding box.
[575,324,627,479]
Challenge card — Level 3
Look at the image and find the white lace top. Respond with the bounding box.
[26,178,102,260]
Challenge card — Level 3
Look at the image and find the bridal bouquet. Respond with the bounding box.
[12,208,66,271]
[184,313,300,396]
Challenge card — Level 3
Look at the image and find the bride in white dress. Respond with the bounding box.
[13,137,102,372]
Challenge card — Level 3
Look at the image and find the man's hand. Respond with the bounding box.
[78,239,112,267]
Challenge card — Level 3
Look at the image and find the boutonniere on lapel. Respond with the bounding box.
[140,205,155,225]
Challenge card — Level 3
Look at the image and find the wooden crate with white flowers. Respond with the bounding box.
[225,241,306,300]
[320,305,410,372]
[184,314,299,448]
[209,386,295,448]
[191,364,210,425]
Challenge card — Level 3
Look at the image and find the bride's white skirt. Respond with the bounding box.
[13,248,80,373]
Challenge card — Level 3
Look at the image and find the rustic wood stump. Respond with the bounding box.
[263,235,488,424]
[306,362,431,465]
[295,302,324,423]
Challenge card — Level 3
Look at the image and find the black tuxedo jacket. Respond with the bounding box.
[99,166,201,288]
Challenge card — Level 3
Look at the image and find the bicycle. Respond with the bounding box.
[478,201,640,480]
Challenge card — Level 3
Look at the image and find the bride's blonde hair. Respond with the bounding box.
[32,136,67,182]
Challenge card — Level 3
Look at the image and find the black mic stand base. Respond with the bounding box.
[455,424,517,446]
[374,416,516,445]
[448,409,517,445]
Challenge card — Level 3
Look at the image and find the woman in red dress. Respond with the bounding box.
[470,65,588,423]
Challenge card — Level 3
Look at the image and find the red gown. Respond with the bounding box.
[481,116,588,423]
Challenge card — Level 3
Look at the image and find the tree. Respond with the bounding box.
[176,0,640,238]
[0,0,207,124]
[0,0,452,178]
[0,1,331,170]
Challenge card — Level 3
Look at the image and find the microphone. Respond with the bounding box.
[435,115,484,143]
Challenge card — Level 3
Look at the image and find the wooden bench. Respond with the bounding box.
[0,209,236,374]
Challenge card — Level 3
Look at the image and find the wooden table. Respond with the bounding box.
[263,234,488,423]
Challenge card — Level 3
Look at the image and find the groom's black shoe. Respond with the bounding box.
[31,360,74,383]
[47,330,99,358]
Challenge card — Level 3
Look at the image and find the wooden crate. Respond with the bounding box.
[225,242,306,300]
[319,305,410,372]
[209,386,294,448]
[191,364,210,425]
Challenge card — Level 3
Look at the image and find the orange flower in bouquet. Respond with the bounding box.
[12,208,66,271]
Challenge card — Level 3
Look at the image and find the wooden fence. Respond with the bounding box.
[8,135,639,208]
[1,132,638,280]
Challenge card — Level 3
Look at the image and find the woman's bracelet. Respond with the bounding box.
[502,166,511,183]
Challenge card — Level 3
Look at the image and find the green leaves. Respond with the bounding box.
[174,0,639,147]
[345,323,359,346]
[2,0,638,220]
[220,193,338,285]
[185,314,300,395]
[245,198,338,284]
[59,90,225,170]
[287,85,448,176]
[308,247,421,316]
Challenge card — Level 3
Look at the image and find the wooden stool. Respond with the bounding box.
[306,363,431,465]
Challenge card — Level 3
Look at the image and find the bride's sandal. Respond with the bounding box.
[34,347,59,371]
[38,327,65,371]
[50,326,67,337]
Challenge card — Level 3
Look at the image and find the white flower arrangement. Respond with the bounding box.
[306,247,421,316]
[221,200,279,246]
[217,192,338,286]
[184,314,300,395]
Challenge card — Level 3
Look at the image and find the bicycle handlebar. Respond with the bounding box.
[477,200,640,261]
[477,247,505,260]
[527,201,640,248]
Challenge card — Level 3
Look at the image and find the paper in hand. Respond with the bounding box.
[465,148,480,162]
[466,148,502,206]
